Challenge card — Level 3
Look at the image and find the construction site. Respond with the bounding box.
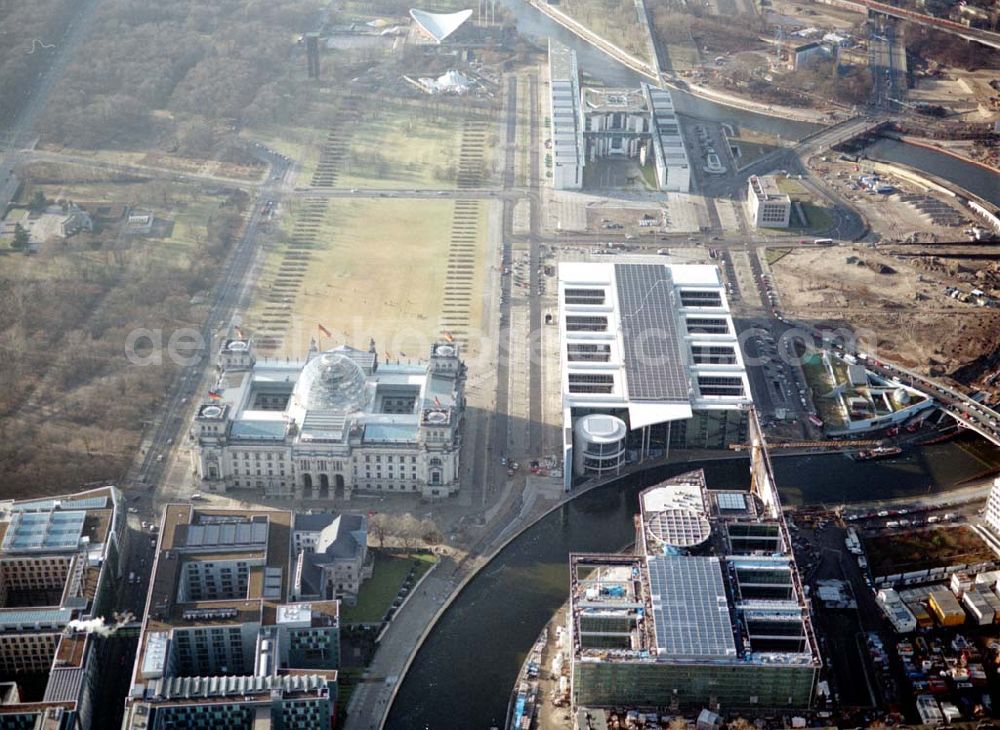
[767,240,1000,387]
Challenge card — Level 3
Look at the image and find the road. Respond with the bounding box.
[90,516,161,728]
[21,148,268,189]
[856,356,1000,446]
[868,23,908,111]
[526,73,544,452]
[14,147,531,201]
[0,0,104,212]
[738,115,889,181]
[126,146,292,497]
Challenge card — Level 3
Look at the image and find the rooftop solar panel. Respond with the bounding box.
[2,510,86,553]
[12,496,107,512]
[647,555,737,658]
[185,521,267,548]
[614,264,689,402]
[717,493,747,511]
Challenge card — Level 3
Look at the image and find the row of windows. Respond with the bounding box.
[567,343,611,363]
[360,483,422,492]
[365,467,418,479]
[566,315,608,332]
[690,345,737,365]
[233,467,286,477]
[568,373,615,394]
[685,317,729,335]
[233,479,287,488]
[564,288,606,305]
[569,373,614,385]
[698,376,744,397]
[2,558,70,567]
[364,454,417,464]
[239,452,285,461]
[679,290,723,308]
[299,460,342,472]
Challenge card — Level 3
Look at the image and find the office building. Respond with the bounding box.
[0,487,126,730]
[549,40,691,193]
[582,87,650,160]
[290,512,371,606]
[191,338,465,501]
[578,85,691,193]
[644,84,691,193]
[549,39,585,191]
[558,260,751,489]
[123,505,345,729]
[746,175,792,229]
[568,412,821,712]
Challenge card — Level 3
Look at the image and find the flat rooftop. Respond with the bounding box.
[647,555,737,659]
[582,87,647,113]
[749,175,791,203]
[559,261,751,432]
[140,505,295,681]
[570,463,820,668]
[615,263,688,404]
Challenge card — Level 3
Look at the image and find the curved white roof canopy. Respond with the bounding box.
[409,8,473,43]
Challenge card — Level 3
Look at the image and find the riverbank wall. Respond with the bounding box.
[883,131,1000,182]
[861,145,1000,231]
[521,0,829,123]
[522,0,658,81]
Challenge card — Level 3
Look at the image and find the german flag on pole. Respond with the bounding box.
[234,325,244,339]
[207,390,222,401]
[443,331,454,343]
[317,323,332,338]
[433,396,441,407]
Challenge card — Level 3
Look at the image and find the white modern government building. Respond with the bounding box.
[746,175,792,228]
[549,39,585,191]
[191,338,465,501]
[548,40,691,193]
[559,261,752,489]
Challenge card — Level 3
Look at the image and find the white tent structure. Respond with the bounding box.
[409,8,473,43]
[419,69,474,94]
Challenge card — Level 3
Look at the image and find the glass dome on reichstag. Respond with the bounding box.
[293,352,370,412]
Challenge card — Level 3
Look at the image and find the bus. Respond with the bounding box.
[808,414,824,428]
[813,238,834,246]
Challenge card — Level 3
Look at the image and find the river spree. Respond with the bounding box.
[496,0,819,141]
[386,5,1000,728]
[863,137,1000,206]
[387,436,1000,729]
[499,0,997,200]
